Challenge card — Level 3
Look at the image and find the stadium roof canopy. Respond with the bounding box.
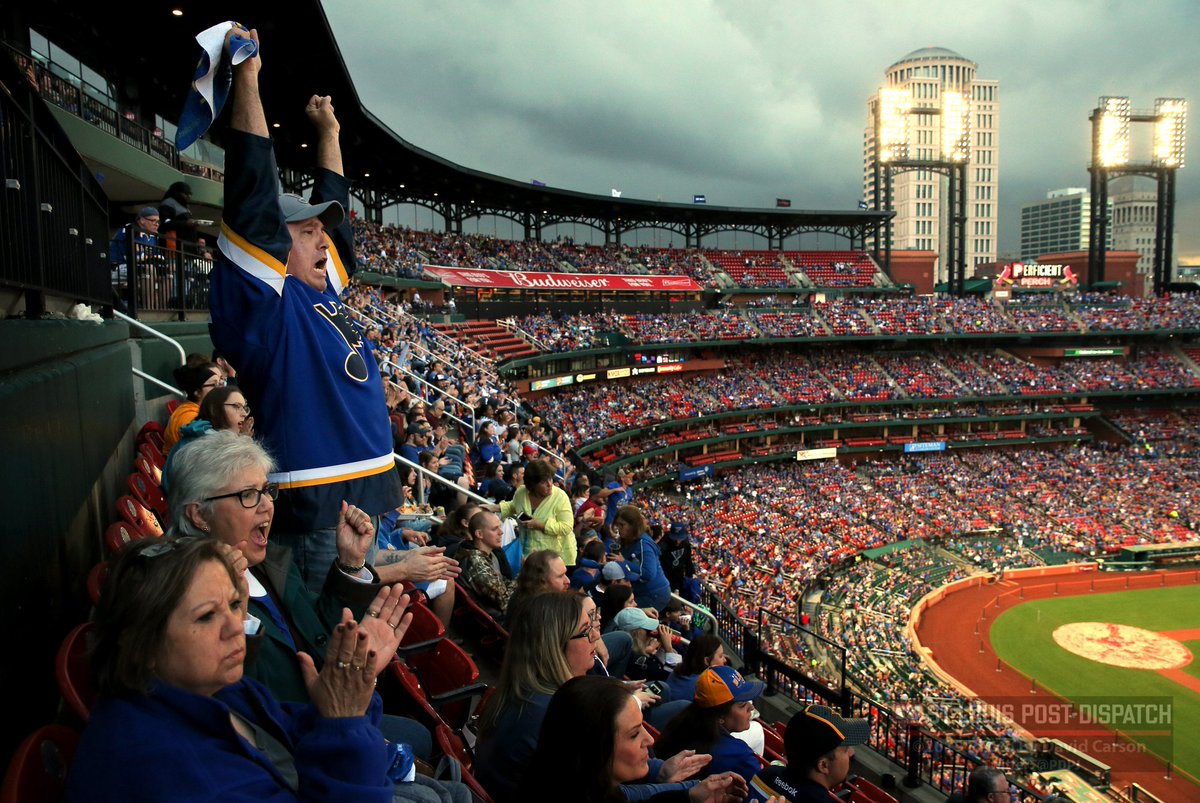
[11,0,890,241]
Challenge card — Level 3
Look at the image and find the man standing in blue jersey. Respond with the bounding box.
[604,467,635,530]
[209,27,403,588]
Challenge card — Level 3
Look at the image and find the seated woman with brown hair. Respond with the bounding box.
[67,536,408,802]
[196,385,254,436]
[521,676,763,803]
[654,666,766,787]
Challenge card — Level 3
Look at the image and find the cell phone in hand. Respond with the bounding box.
[518,513,533,522]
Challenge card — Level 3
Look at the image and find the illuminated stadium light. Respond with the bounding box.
[1096,96,1131,167]
[1153,98,1187,168]
[878,88,911,163]
[941,90,971,162]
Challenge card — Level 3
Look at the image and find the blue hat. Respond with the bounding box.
[694,666,765,709]
[570,565,600,591]
[667,522,689,541]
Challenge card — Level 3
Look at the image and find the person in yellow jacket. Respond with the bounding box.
[499,458,576,567]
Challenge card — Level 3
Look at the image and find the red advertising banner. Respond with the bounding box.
[423,266,702,292]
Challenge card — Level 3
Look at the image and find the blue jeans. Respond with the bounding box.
[272,515,382,591]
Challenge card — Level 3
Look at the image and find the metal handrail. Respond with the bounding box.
[367,301,498,382]
[132,367,185,398]
[114,309,187,366]
[383,359,474,420]
[393,452,491,506]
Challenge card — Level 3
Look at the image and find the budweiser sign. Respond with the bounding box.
[423,266,701,292]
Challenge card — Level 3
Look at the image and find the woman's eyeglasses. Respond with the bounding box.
[205,483,279,508]
[224,402,251,415]
[570,610,601,640]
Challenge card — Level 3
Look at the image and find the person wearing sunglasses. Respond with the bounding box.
[165,429,440,758]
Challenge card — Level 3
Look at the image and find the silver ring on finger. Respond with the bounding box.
[336,661,350,670]
[366,609,380,618]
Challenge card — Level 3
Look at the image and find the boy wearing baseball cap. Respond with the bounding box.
[747,704,870,802]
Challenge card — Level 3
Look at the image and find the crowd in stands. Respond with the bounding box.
[495,298,1200,357]
[530,346,1200,449]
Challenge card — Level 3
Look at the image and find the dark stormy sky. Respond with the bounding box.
[323,0,1199,258]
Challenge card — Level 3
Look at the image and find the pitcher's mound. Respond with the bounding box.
[1052,622,1191,670]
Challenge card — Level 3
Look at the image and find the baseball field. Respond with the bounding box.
[990,584,1200,783]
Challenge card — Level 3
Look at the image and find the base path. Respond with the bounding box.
[915,568,1200,802]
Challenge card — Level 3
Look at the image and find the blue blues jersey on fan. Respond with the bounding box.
[211,131,400,532]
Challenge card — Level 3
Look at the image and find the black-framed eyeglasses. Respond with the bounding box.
[570,610,601,640]
[205,483,279,508]
[224,402,251,414]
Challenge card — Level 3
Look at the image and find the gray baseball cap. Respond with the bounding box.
[278,192,344,229]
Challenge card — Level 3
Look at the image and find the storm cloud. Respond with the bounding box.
[324,0,1199,257]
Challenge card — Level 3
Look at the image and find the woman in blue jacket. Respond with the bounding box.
[67,536,408,802]
[614,505,672,612]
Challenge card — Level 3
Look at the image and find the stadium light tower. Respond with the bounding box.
[1088,96,1186,294]
[871,88,971,295]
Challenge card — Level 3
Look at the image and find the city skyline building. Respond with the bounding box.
[1020,188,1110,262]
[864,47,999,285]
[1110,177,1161,295]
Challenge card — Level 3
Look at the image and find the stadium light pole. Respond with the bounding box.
[1088,96,1185,295]
[871,87,971,295]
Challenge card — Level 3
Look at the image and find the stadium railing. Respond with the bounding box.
[700,580,1045,801]
[0,48,111,313]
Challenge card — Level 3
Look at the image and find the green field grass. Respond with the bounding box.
[990,585,1200,781]
[1184,642,1200,682]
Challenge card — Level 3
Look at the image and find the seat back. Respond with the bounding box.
[86,561,111,605]
[103,521,151,555]
[383,659,444,731]
[135,454,162,486]
[55,623,97,723]
[135,420,164,445]
[165,399,182,415]
[407,639,480,697]
[433,725,494,803]
[451,581,509,663]
[139,441,165,470]
[116,495,163,537]
[0,724,79,803]
[761,721,786,764]
[397,599,446,655]
[406,639,484,730]
[127,473,167,519]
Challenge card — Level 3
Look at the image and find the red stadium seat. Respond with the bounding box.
[116,495,163,537]
[451,581,509,663]
[405,640,487,730]
[165,399,182,415]
[139,441,165,471]
[135,420,164,445]
[433,725,494,803]
[127,472,167,520]
[135,454,162,487]
[396,599,446,657]
[55,622,96,723]
[0,724,79,803]
[86,561,111,605]
[103,520,152,555]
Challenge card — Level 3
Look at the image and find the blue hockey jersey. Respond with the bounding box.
[211,132,400,531]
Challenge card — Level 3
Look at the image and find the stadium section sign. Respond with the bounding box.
[994,262,1079,290]
[424,266,701,292]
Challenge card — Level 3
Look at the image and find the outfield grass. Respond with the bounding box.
[991,585,1200,780]
[1185,642,1200,682]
